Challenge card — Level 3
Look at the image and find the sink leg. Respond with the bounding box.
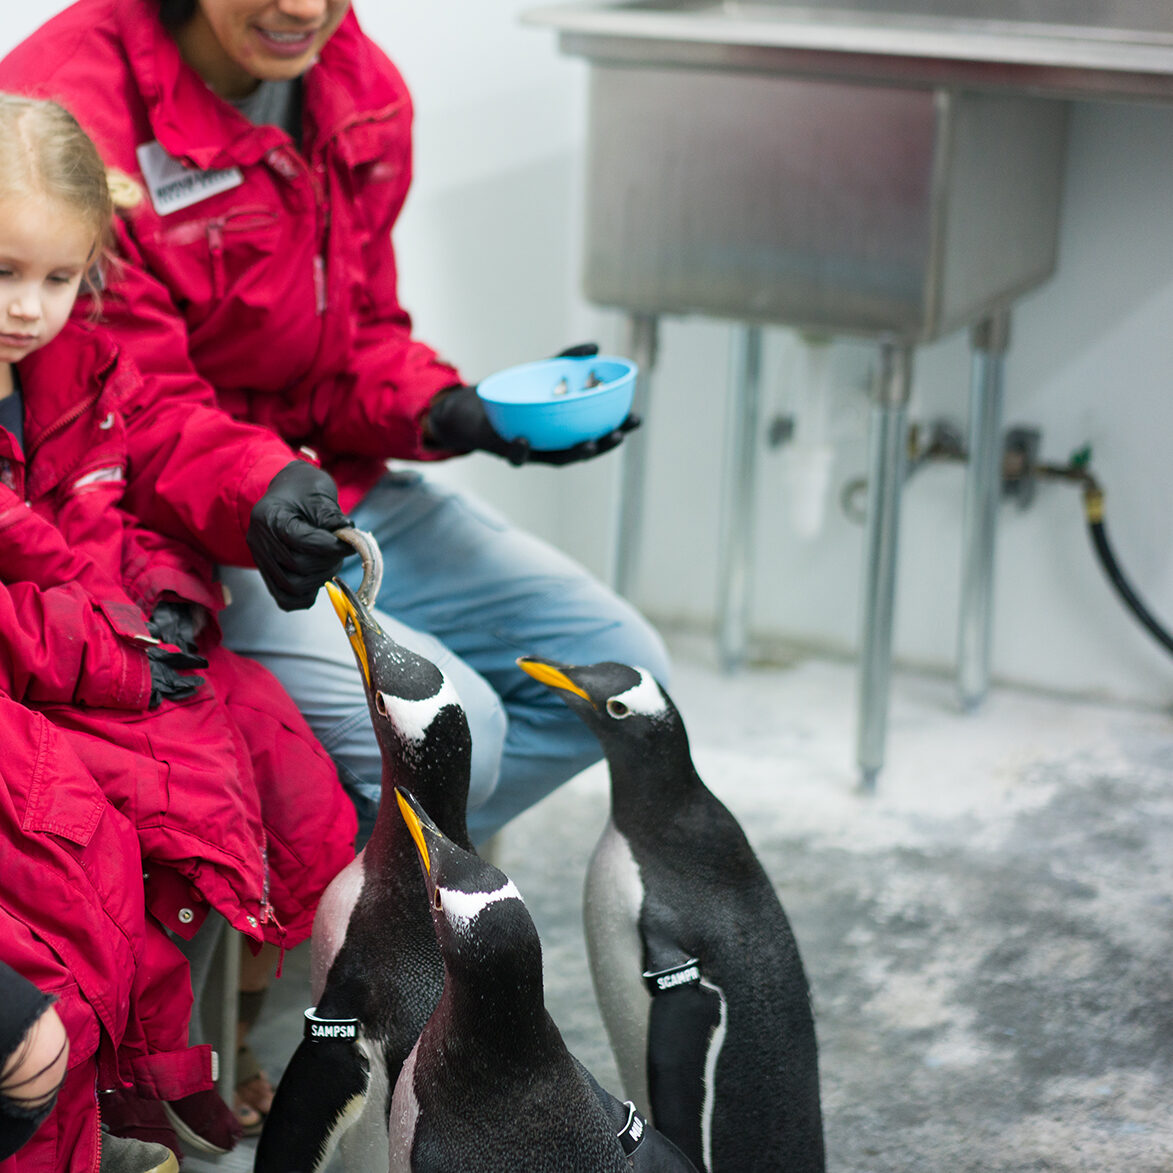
[856,342,913,792]
[611,313,659,598]
[957,310,1011,712]
[717,324,764,673]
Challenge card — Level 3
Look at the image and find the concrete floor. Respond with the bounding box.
[189,632,1173,1172]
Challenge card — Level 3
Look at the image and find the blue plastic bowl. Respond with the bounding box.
[477,355,637,451]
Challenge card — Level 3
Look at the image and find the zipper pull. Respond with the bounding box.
[313,254,327,314]
[208,220,226,299]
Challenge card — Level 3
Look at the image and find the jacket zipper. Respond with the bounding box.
[25,351,118,500]
[27,392,102,461]
[208,219,225,300]
[310,161,329,315]
[27,351,117,462]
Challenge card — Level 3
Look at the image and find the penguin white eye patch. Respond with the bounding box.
[608,669,667,718]
[373,676,462,740]
[438,880,523,929]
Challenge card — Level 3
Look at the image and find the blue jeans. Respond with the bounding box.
[218,470,670,843]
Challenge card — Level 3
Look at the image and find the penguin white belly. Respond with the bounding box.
[583,818,651,1115]
[310,848,367,1001]
[387,1040,421,1173]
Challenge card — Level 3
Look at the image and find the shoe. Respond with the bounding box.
[162,1088,242,1155]
[98,1132,179,1173]
[98,1090,181,1161]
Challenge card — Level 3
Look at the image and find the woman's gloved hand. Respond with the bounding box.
[246,461,352,611]
[424,343,640,467]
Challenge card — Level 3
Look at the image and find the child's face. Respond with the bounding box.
[0,196,94,364]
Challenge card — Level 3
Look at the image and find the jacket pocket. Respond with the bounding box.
[35,704,170,834]
[203,208,280,301]
[144,206,280,312]
[21,713,107,847]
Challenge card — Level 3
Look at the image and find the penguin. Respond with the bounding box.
[390,788,699,1173]
[517,657,826,1173]
[255,578,475,1173]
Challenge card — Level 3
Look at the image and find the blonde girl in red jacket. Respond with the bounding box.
[0,93,357,1171]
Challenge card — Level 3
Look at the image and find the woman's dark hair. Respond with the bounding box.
[158,0,197,30]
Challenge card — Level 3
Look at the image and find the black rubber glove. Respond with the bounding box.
[425,343,640,467]
[246,461,352,611]
[145,644,207,708]
[148,600,203,658]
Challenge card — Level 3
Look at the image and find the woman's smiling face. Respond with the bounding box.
[175,0,351,99]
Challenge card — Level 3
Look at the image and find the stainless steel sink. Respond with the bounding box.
[523,0,1172,789]
[578,73,1066,340]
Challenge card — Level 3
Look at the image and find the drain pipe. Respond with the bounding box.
[845,439,1173,664]
[1044,458,1173,659]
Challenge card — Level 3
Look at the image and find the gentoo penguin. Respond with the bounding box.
[390,788,699,1173]
[518,657,825,1173]
[255,578,474,1173]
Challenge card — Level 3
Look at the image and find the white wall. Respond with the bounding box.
[4,3,1171,708]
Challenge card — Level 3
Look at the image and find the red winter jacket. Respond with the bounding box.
[0,698,214,1173]
[3,322,355,949]
[0,0,462,535]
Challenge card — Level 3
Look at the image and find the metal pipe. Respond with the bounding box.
[717,324,764,672]
[611,312,659,598]
[856,341,913,792]
[217,923,240,1101]
[957,310,1011,711]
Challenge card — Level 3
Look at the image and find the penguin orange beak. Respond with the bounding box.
[396,788,430,875]
[396,787,448,882]
[326,578,372,688]
[517,657,595,708]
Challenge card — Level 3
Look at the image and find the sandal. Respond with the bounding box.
[234,1041,275,1136]
[234,988,275,1137]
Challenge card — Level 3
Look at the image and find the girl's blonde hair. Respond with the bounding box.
[0,92,141,264]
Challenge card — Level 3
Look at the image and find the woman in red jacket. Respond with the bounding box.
[0,93,357,1169]
[0,0,671,852]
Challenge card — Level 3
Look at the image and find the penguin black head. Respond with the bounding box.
[518,657,699,815]
[395,787,542,993]
[326,579,472,839]
[518,657,682,741]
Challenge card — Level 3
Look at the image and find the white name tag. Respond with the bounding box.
[136,140,244,216]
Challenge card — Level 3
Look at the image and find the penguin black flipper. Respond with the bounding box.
[254,1036,370,1173]
[638,924,724,1172]
[645,979,723,1171]
[575,1059,700,1172]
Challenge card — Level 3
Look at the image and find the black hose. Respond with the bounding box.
[1083,485,1173,658]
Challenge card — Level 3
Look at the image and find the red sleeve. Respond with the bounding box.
[0,488,152,710]
[101,234,295,568]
